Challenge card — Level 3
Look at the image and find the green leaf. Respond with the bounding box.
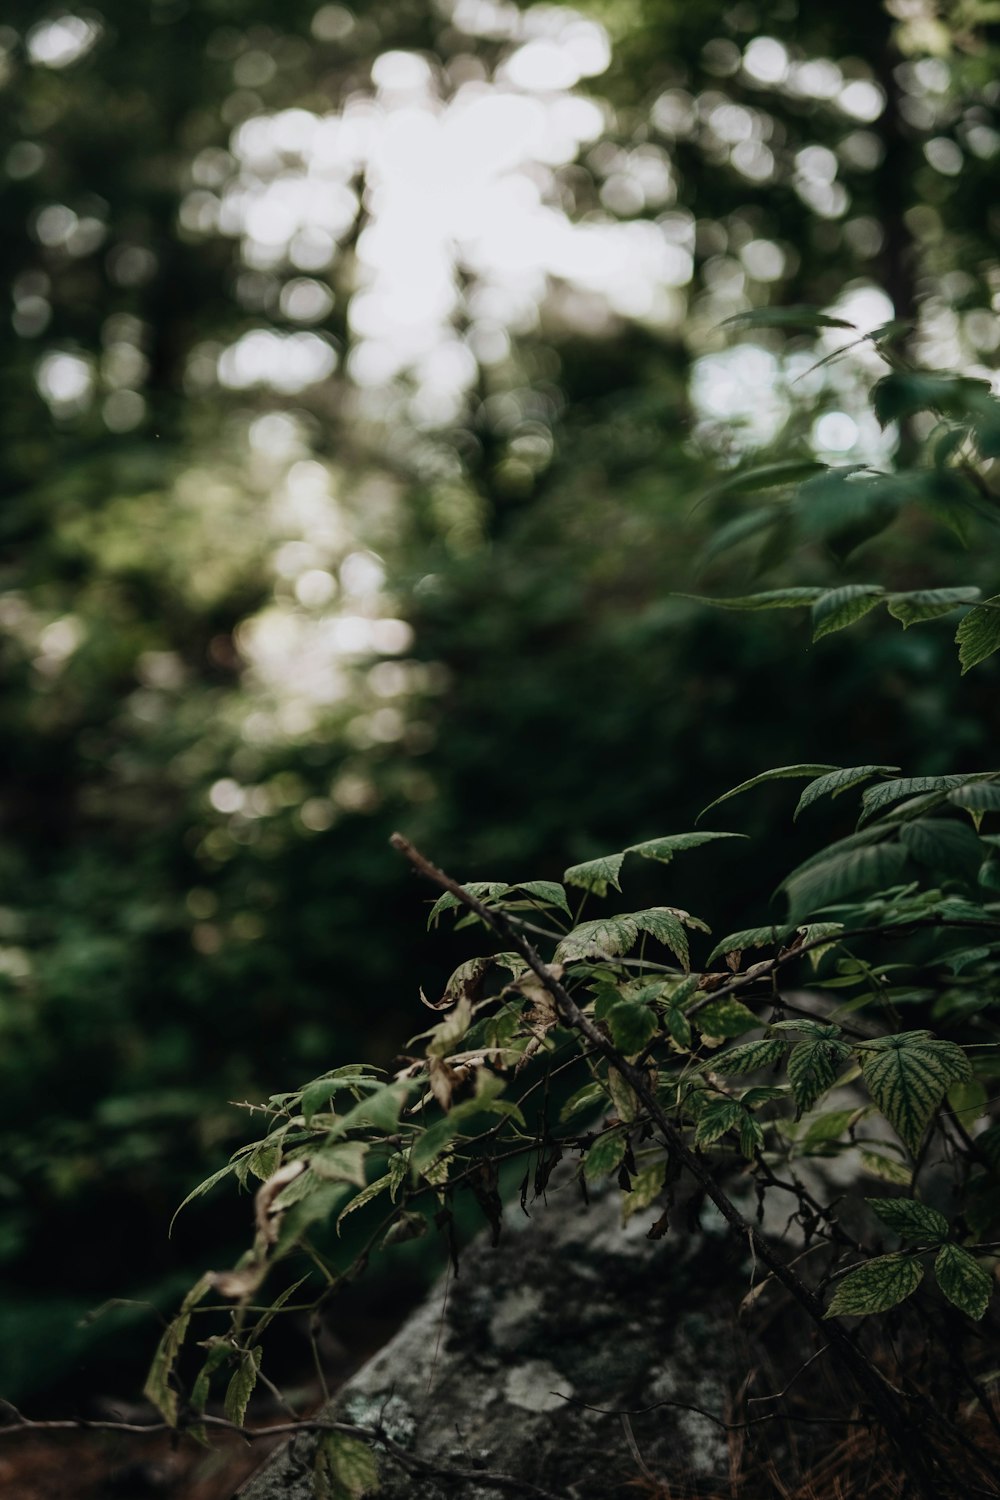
[859,775,974,824]
[169,1162,237,1236]
[796,922,846,970]
[859,1031,972,1154]
[678,587,824,612]
[626,831,746,863]
[867,1197,949,1244]
[872,372,992,428]
[143,1274,213,1425]
[934,1243,993,1320]
[824,1255,924,1318]
[622,1159,667,1222]
[712,1038,787,1076]
[794,766,900,820]
[426,883,508,928]
[957,595,1000,672]
[698,764,839,824]
[665,1006,692,1050]
[311,1141,369,1188]
[559,1080,607,1124]
[554,914,639,962]
[948,780,1000,813]
[858,1149,912,1186]
[886,587,982,627]
[563,853,625,897]
[787,1037,852,1115]
[584,1131,626,1181]
[189,1339,230,1418]
[811,585,885,641]
[607,999,658,1055]
[899,819,984,884]
[314,1430,379,1500]
[706,925,788,966]
[631,907,693,968]
[696,998,759,1039]
[784,842,909,920]
[327,1082,415,1139]
[336,1173,393,1234]
[510,881,572,917]
[723,307,855,331]
[224,1345,262,1428]
[694,1096,746,1146]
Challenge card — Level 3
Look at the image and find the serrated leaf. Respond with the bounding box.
[886,587,982,627]
[948,780,1000,812]
[607,999,658,1055]
[559,1080,607,1124]
[622,1159,667,1222]
[859,775,974,824]
[665,1006,692,1050]
[859,1031,972,1154]
[678,587,824,612]
[796,922,846,970]
[696,999,759,1039]
[564,853,625,897]
[824,1254,924,1318]
[867,1197,949,1244]
[189,1339,230,1418]
[899,819,984,884]
[510,881,572,917]
[795,766,900,820]
[712,1038,787,1076]
[787,1036,852,1115]
[336,1173,393,1234]
[426,883,508,929]
[934,1243,992,1320]
[858,1149,912,1185]
[706,925,788,966]
[554,914,639,962]
[143,1274,213,1425]
[784,841,909,921]
[224,1345,261,1428]
[811,585,885,641]
[694,1096,746,1146]
[698,764,838,824]
[311,1141,368,1188]
[584,1131,626,1181]
[327,1082,415,1139]
[631,907,692,968]
[169,1162,238,1237]
[314,1430,379,1500]
[626,831,746,865]
[957,595,1000,672]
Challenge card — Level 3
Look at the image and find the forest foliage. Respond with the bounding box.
[1,0,1000,1443]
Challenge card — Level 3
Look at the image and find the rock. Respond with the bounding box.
[238,1171,760,1499]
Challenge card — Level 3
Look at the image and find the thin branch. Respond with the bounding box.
[0,1404,570,1500]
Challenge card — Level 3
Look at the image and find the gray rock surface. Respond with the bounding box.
[239,1172,761,1499]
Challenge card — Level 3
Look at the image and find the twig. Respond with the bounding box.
[0,1403,570,1500]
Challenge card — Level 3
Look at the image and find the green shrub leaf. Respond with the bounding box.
[224,1345,262,1428]
[859,1032,971,1154]
[811,585,885,641]
[787,1037,852,1115]
[555,914,640,962]
[698,765,839,823]
[934,1243,992,1320]
[563,853,625,897]
[711,1038,787,1076]
[706,925,789,965]
[957,595,1000,672]
[607,999,658,1055]
[314,1430,379,1500]
[867,1197,949,1244]
[794,766,900,820]
[696,999,759,1039]
[824,1254,924,1318]
[886,587,981,627]
[626,831,746,863]
[584,1131,626,1181]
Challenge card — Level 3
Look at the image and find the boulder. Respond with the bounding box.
[239,1173,762,1499]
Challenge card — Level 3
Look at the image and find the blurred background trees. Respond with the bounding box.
[1,0,999,1401]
